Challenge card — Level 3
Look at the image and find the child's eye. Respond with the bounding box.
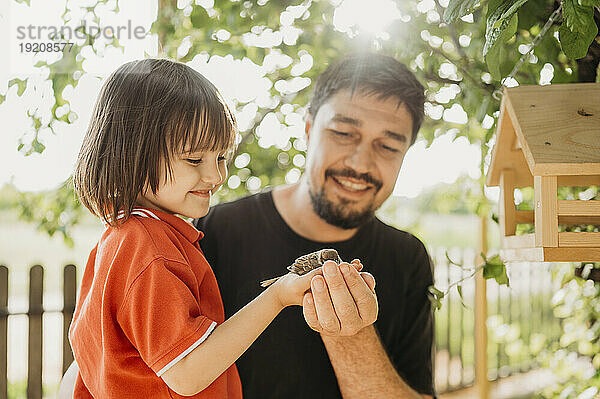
[186,158,203,165]
[218,156,227,162]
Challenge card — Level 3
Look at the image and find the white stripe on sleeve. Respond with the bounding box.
[155,321,218,377]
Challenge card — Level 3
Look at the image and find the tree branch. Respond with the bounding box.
[427,46,496,93]
[434,0,469,61]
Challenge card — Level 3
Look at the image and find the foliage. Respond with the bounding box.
[409,175,482,215]
[533,264,600,397]
[428,251,509,311]
[15,180,84,248]
[445,0,599,70]
[560,0,599,59]
[5,0,598,240]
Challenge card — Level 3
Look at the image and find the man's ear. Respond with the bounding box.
[304,115,313,143]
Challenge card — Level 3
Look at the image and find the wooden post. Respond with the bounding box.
[475,216,490,399]
[63,265,77,374]
[499,169,516,236]
[534,175,558,247]
[28,265,43,399]
[0,265,7,399]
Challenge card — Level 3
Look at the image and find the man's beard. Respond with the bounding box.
[308,169,382,230]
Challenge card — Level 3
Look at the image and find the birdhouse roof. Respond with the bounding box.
[487,83,600,187]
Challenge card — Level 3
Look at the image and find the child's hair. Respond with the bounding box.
[73,58,237,226]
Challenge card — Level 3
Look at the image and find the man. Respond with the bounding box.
[59,53,434,398]
[195,53,434,398]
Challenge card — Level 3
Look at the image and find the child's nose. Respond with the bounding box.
[201,164,223,186]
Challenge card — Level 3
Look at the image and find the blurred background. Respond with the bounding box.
[0,0,599,397]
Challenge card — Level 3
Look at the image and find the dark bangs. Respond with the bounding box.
[161,69,237,184]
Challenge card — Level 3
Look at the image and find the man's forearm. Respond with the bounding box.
[321,325,425,399]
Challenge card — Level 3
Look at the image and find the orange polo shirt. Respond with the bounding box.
[69,207,242,398]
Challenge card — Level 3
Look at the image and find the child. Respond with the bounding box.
[69,58,344,398]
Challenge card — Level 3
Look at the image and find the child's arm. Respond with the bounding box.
[160,264,328,396]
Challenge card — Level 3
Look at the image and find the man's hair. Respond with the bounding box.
[308,53,425,144]
[73,58,237,226]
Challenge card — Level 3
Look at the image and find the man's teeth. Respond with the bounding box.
[335,178,369,191]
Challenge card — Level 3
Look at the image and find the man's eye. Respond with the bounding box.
[186,158,203,165]
[381,144,399,153]
[332,130,350,137]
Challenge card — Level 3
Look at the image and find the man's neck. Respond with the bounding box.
[272,181,359,243]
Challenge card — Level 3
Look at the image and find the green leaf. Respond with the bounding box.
[563,0,595,31]
[579,0,600,5]
[446,251,463,267]
[491,213,499,224]
[486,43,502,81]
[559,0,598,60]
[443,0,482,23]
[483,0,527,56]
[485,13,518,79]
[482,254,510,286]
[32,115,42,130]
[559,24,597,59]
[9,78,27,96]
[427,286,445,311]
[190,6,211,28]
[31,139,46,154]
[456,285,468,307]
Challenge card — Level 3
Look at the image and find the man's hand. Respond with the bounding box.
[302,260,377,336]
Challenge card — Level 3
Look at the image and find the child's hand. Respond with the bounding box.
[271,260,363,308]
[271,266,324,308]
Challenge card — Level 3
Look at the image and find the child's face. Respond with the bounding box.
[137,149,229,219]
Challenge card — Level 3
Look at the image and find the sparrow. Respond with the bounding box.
[259,248,343,288]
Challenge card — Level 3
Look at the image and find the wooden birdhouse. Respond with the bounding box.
[487,83,600,262]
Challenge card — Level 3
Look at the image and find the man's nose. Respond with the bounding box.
[343,143,374,174]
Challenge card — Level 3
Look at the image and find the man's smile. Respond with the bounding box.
[330,176,373,192]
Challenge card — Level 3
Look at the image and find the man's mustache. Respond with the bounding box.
[325,168,383,191]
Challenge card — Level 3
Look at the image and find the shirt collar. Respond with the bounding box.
[126,207,204,243]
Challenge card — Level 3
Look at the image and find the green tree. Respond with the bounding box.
[3,0,599,242]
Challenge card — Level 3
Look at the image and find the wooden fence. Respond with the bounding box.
[0,257,561,398]
[430,249,561,394]
[0,265,76,399]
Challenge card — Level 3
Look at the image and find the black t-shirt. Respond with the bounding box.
[194,191,435,398]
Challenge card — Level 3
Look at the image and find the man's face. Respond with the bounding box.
[304,90,414,229]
